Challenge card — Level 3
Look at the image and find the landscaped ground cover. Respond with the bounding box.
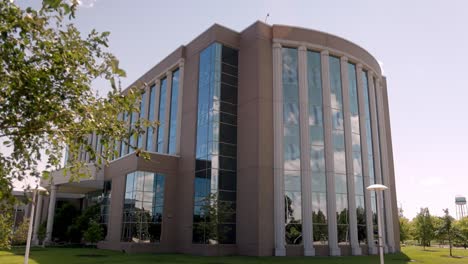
[1,246,468,264]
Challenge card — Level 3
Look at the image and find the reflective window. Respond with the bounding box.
[329,56,349,245]
[307,50,328,244]
[168,69,179,154]
[120,112,129,157]
[362,71,378,240]
[282,48,302,245]
[129,109,138,154]
[348,63,366,244]
[146,84,156,151]
[121,171,165,243]
[193,43,238,244]
[156,78,167,153]
[137,91,147,149]
[100,181,111,238]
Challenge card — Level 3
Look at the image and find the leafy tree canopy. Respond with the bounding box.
[0,0,152,239]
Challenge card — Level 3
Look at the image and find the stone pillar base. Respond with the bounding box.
[275,247,286,256]
[351,246,362,256]
[330,247,341,256]
[387,245,395,253]
[368,245,378,255]
[304,248,315,256]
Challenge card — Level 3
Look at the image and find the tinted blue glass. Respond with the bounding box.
[146,85,156,151]
[329,56,343,109]
[157,78,167,152]
[193,43,238,244]
[121,171,165,243]
[308,52,327,243]
[168,69,179,154]
[348,63,366,243]
[120,112,128,156]
[362,70,378,237]
[137,91,147,149]
[282,48,302,245]
[330,56,348,242]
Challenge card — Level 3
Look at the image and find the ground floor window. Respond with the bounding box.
[121,171,165,243]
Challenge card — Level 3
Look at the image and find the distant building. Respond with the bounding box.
[34,21,399,256]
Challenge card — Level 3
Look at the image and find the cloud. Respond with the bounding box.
[77,0,97,8]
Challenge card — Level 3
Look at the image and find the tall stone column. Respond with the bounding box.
[356,65,377,255]
[321,50,340,256]
[272,42,286,256]
[163,71,173,153]
[32,194,43,245]
[340,57,361,255]
[298,46,314,256]
[45,185,57,244]
[175,59,185,155]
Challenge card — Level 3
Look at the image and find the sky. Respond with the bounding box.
[10,0,468,219]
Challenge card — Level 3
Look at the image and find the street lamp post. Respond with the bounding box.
[24,186,48,264]
[367,184,388,264]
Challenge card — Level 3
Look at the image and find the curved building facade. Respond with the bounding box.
[39,21,398,257]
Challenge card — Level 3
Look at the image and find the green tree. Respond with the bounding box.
[399,207,411,243]
[454,217,468,249]
[414,207,434,250]
[0,0,153,247]
[436,209,455,256]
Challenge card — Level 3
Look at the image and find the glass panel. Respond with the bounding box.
[168,69,179,154]
[329,56,342,109]
[193,43,238,244]
[156,78,167,153]
[121,171,165,243]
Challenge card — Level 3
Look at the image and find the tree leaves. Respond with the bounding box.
[0,0,148,247]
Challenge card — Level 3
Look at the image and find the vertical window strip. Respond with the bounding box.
[329,56,349,245]
[156,79,167,153]
[168,69,179,154]
[282,47,302,245]
[308,50,328,245]
[348,63,367,245]
[193,43,238,244]
[137,91,147,149]
[146,84,156,151]
[362,71,378,238]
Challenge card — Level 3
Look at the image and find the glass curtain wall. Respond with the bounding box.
[100,180,112,238]
[120,112,128,157]
[137,91,147,149]
[193,43,238,244]
[362,71,378,240]
[168,69,180,154]
[329,56,349,244]
[121,171,165,243]
[146,84,156,151]
[156,79,167,153]
[282,48,302,245]
[348,63,367,244]
[307,51,328,245]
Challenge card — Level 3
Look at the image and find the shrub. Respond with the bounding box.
[0,213,13,249]
[37,222,46,245]
[83,220,103,245]
[12,219,29,245]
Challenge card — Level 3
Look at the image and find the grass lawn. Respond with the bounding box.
[1,246,468,264]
